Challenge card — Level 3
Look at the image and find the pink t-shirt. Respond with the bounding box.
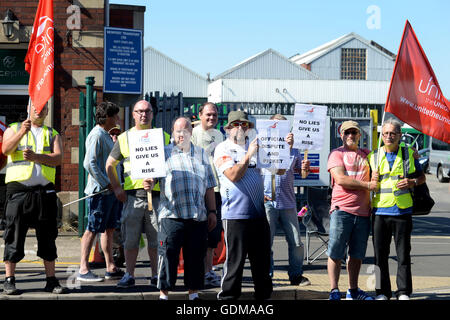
[327,147,371,216]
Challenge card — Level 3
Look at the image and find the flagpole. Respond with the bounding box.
[25,96,31,147]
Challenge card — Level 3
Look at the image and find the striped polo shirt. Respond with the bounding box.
[214,139,265,220]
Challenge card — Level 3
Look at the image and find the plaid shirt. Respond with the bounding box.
[158,142,216,221]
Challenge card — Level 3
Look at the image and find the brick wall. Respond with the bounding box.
[0,0,105,192]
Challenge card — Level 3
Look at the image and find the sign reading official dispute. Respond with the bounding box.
[256,119,290,170]
[128,128,166,179]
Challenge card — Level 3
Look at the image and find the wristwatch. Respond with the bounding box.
[413,179,418,186]
[208,210,217,215]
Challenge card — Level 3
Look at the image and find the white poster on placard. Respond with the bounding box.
[256,119,291,169]
[128,128,166,179]
[292,104,328,150]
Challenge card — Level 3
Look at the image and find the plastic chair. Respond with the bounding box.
[302,187,331,264]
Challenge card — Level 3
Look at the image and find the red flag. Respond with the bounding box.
[24,0,54,114]
[385,20,450,144]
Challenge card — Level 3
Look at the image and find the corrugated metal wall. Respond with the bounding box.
[217,49,317,80]
[209,79,389,104]
[143,46,208,97]
[308,38,394,80]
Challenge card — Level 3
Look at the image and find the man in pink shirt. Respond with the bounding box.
[326,120,378,300]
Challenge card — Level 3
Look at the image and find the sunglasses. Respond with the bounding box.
[344,129,359,135]
[229,121,250,128]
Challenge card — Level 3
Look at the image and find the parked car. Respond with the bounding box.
[429,137,450,183]
[418,148,430,174]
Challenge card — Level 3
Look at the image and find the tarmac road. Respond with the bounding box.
[0,173,448,300]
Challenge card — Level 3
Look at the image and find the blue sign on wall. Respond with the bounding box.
[104,27,143,94]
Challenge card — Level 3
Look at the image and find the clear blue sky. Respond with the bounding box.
[111,0,450,94]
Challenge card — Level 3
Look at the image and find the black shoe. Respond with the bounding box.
[3,276,20,295]
[45,277,69,294]
[290,275,311,286]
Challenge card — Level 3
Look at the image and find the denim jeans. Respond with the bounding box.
[264,202,304,280]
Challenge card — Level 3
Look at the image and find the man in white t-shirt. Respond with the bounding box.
[191,102,224,287]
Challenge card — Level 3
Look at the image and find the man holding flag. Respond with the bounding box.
[1,102,66,295]
[0,0,66,295]
[369,20,446,300]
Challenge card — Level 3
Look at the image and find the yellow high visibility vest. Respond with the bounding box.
[117,127,170,191]
[368,146,416,209]
[5,123,58,184]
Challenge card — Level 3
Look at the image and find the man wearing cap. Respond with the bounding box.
[326,120,379,300]
[214,110,272,300]
[106,100,171,288]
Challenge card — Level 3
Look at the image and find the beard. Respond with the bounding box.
[232,128,248,145]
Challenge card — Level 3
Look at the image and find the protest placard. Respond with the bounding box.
[292,104,328,151]
[128,128,166,179]
[256,119,291,170]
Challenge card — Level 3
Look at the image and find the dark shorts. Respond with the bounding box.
[207,192,223,248]
[3,190,58,263]
[157,218,208,291]
[86,192,120,233]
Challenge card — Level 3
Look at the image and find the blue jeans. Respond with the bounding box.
[327,210,371,260]
[86,192,120,233]
[265,202,304,280]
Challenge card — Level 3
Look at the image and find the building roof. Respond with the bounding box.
[144,46,207,81]
[213,48,319,80]
[290,32,396,65]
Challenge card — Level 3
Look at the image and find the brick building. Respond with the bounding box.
[0,0,145,225]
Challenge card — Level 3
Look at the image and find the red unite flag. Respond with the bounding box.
[24,0,54,114]
[385,20,450,144]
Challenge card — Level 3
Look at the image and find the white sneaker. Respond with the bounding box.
[398,294,410,300]
[376,294,388,300]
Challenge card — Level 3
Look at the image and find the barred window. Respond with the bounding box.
[341,48,366,80]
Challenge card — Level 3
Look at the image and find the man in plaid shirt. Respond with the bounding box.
[144,116,217,300]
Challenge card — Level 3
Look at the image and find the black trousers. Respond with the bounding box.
[3,185,58,263]
[157,218,207,291]
[372,214,413,298]
[218,218,273,300]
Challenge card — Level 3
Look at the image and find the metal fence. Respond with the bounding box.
[144,92,380,145]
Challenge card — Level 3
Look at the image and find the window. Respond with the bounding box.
[432,138,450,151]
[341,48,367,80]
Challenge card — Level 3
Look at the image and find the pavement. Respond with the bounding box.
[0,230,449,301]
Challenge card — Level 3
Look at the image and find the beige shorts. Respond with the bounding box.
[120,194,159,249]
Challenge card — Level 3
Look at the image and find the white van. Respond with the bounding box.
[429,137,450,182]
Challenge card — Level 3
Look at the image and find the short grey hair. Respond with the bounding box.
[382,118,402,133]
[171,116,192,133]
[270,114,287,121]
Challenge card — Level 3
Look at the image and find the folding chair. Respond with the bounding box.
[302,186,331,264]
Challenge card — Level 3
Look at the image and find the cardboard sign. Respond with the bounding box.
[256,119,290,169]
[292,104,328,150]
[128,128,166,179]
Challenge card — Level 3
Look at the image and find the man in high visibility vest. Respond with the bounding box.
[368,118,425,301]
[106,100,170,288]
[1,102,67,295]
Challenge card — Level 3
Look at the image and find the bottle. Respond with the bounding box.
[297,205,308,217]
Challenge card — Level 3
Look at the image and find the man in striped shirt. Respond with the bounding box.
[214,111,272,300]
[262,114,311,287]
